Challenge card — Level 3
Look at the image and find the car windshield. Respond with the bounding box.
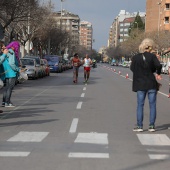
[21,59,34,66]
[24,56,40,64]
[44,56,59,62]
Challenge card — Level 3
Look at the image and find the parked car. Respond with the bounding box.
[161,62,169,74]
[42,59,50,76]
[122,61,131,68]
[61,59,68,71]
[20,58,39,79]
[23,55,42,78]
[43,55,62,73]
[40,59,46,77]
[65,60,72,69]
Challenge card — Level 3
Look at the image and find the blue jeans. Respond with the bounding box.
[3,78,16,104]
[136,89,157,127]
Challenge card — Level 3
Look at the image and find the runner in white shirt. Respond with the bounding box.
[83,54,92,83]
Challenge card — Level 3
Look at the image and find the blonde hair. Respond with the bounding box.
[139,38,156,53]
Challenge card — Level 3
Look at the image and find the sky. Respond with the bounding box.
[44,0,146,51]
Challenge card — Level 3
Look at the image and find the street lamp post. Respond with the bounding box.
[59,0,64,57]
[157,1,161,35]
[134,22,138,34]
[27,0,31,55]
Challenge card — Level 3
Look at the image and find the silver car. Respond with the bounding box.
[20,58,39,79]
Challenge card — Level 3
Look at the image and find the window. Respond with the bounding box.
[165,17,169,24]
[124,23,130,26]
[165,3,170,10]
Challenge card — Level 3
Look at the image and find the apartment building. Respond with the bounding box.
[52,10,80,54]
[108,26,113,47]
[110,10,145,47]
[119,17,135,43]
[79,21,93,51]
[146,0,170,32]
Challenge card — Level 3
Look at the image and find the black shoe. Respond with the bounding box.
[148,125,155,132]
[133,126,143,132]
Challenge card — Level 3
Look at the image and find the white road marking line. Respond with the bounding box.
[76,102,82,109]
[7,131,49,142]
[0,152,30,157]
[158,91,169,97]
[147,149,170,153]
[137,134,170,146]
[81,93,85,97]
[68,152,109,158]
[75,133,108,145]
[148,154,170,160]
[83,87,86,90]
[69,118,79,133]
[120,75,125,78]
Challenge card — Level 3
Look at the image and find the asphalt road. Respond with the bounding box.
[0,64,170,170]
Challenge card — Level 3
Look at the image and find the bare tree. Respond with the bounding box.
[0,0,38,31]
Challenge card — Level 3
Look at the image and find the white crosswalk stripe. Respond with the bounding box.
[0,152,30,157]
[137,134,170,146]
[75,133,108,145]
[8,131,49,142]
[0,131,49,157]
[137,134,170,160]
[68,132,109,158]
[68,153,109,158]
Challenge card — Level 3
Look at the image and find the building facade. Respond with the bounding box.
[146,0,170,32]
[109,10,145,47]
[119,17,135,43]
[52,10,80,56]
[79,21,93,51]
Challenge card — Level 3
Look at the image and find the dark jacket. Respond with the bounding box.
[130,52,162,92]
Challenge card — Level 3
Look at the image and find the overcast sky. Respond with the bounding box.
[46,0,146,51]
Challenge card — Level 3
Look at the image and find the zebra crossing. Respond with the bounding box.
[0,131,49,157]
[0,131,170,160]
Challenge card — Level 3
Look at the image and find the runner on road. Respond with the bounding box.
[71,53,81,83]
[83,54,92,83]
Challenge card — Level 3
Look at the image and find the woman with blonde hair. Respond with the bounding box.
[130,38,162,132]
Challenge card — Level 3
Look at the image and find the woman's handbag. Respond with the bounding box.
[18,72,28,83]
